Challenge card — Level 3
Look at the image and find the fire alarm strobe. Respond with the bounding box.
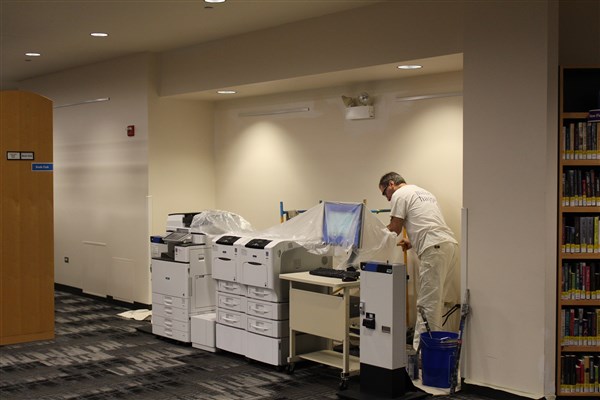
[127,125,135,137]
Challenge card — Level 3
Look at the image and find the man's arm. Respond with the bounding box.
[388,216,412,251]
[387,216,404,235]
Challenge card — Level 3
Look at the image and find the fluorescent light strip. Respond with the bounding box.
[54,97,110,109]
[397,65,422,70]
[395,92,462,102]
[238,107,310,117]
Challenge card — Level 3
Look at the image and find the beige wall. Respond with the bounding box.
[148,97,216,235]
[214,72,462,232]
[20,54,152,304]
[463,1,557,397]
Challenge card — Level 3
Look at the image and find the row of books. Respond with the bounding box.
[561,168,600,207]
[560,307,599,346]
[561,120,599,160]
[562,216,600,253]
[560,354,600,393]
[561,261,600,300]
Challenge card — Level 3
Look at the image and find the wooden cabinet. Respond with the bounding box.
[1,91,55,345]
[556,67,600,395]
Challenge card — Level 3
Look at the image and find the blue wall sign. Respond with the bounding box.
[31,163,53,171]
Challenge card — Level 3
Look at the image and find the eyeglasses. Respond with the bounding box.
[381,184,388,196]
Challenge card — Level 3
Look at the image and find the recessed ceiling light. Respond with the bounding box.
[217,90,237,94]
[25,52,41,57]
[90,32,109,37]
[205,0,226,3]
[397,65,422,70]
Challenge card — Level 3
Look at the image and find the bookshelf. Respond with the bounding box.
[557,67,600,396]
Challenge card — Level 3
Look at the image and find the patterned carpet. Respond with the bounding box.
[0,290,494,400]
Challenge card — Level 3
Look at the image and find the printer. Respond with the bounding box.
[238,238,330,302]
[237,237,331,366]
[150,212,209,259]
[150,212,215,343]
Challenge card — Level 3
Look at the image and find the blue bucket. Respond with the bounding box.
[420,331,458,388]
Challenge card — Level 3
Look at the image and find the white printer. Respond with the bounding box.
[240,238,331,366]
[239,238,330,302]
[151,212,216,343]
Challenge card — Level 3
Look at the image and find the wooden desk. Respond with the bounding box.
[279,271,360,389]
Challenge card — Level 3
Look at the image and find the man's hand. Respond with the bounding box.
[397,237,412,251]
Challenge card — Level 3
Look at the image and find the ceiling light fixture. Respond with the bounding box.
[395,92,462,102]
[217,90,237,94]
[238,107,310,117]
[90,32,109,37]
[205,0,226,3]
[25,52,41,57]
[54,97,111,109]
[397,64,422,70]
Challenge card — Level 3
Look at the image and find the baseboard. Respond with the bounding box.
[462,381,546,400]
[54,283,151,310]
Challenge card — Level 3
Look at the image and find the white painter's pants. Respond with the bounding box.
[412,241,459,350]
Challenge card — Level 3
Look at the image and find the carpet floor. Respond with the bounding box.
[0,290,497,400]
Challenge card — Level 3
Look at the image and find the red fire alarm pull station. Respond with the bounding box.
[127,125,135,137]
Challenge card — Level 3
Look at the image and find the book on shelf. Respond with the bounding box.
[562,119,599,160]
[562,216,600,253]
[561,261,600,300]
[562,168,599,207]
[560,354,599,393]
[561,307,599,346]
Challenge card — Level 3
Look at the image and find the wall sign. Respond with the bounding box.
[6,151,35,160]
[31,163,53,171]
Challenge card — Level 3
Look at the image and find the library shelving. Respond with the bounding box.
[557,66,600,397]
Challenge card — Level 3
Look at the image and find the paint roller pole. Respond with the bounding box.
[417,306,433,339]
[403,229,410,326]
[450,289,470,395]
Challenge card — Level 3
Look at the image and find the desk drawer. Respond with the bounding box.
[217,309,247,329]
[152,293,190,309]
[247,286,282,302]
[152,302,188,321]
[153,315,189,332]
[245,332,288,366]
[247,316,288,338]
[217,280,246,296]
[247,299,288,320]
[218,292,247,313]
[216,323,245,355]
[152,323,190,342]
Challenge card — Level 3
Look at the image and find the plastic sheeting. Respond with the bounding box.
[257,202,401,269]
[190,210,255,239]
[188,203,401,269]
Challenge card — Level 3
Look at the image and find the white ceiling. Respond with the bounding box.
[0,0,462,99]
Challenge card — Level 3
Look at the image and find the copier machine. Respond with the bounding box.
[150,212,216,343]
[213,235,331,366]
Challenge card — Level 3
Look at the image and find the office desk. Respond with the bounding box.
[279,271,360,389]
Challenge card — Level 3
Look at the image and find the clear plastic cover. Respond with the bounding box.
[255,202,401,269]
[190,209,255,239]
[190,204,401,269]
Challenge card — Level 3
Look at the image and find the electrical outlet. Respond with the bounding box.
[64,257,69,263]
